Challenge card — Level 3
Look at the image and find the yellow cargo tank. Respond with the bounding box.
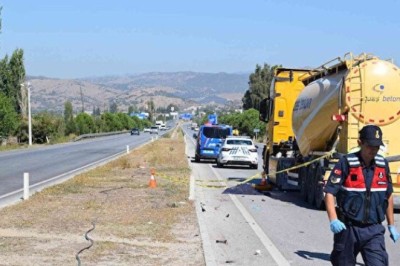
[293,53,400,156]
[259,53,400,209]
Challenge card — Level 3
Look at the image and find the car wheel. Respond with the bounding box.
[217,161,223,168]
[251,164,258,169]
[195,154,200,162]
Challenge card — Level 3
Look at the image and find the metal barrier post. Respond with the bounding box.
[23,173,29,200]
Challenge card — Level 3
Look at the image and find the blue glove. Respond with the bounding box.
[330,219,346,234]
[388,225,400,243]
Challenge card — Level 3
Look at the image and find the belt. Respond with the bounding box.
[343,219,379,227]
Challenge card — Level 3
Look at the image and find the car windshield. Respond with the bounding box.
[202,127,231,138]
[151,126,158,129]
[226,139,252,145]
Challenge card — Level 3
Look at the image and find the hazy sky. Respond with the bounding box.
[1,0,399,79]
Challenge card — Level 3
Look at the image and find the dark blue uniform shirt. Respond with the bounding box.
[324,152,393,197]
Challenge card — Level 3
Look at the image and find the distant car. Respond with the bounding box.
[216,136,258,169]
[144,127,151,133]
[130,128,140,135]
[150,126,159,134]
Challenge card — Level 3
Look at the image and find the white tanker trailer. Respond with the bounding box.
[259,53,400,209]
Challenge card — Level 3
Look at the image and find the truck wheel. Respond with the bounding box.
[314,166,325,210]
[306,164,316,206]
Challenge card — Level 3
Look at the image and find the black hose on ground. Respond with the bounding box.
[75,222,95,266]
[75,186,124,265]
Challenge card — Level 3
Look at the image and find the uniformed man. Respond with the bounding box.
[324,124,400,266]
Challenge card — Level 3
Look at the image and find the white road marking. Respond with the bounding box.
[210,166,291,266]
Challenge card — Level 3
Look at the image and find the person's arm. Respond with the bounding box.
[386,194,394,225]
[325,192,346,233]
[386,194,400,242]
[325,192,337,222]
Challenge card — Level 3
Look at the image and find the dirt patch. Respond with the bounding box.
[0,128,204,266]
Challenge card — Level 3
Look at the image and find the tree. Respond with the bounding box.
[7,49,26,115]
[32,112,64,144]
[75,113,94,135]
[166,103,179,112]
[147,100,155,121]
[117,113,134,130]
[0,92,19,138]
[128,105,134,115]
[64,101,76,135]
[101,112,123,132]
[109,101,118,113]
[0,55,9,98]
[93,106,101,116]
[242,63,278,110]
[219,108,265,138]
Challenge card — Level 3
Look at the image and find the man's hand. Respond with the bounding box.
[388,225,400,243]
[330,219,346,234]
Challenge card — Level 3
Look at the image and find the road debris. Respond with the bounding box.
[200,202,206,212]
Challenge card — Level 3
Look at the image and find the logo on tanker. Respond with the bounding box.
[293,98,312,112]
[364,84,400,103]
[364,95,400,103]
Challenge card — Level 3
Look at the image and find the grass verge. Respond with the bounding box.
[0,128,204,266]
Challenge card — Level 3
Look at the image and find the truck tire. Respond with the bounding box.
[314,165,325,210]
[306,164,316,206]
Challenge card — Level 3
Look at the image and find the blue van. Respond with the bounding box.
[194,124,232,162]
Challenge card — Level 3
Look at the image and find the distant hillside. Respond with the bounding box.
[27,72,249,113]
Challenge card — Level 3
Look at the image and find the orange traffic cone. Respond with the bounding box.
[254,171,272,191]
[260,171,267,186]
[149,168,157,188]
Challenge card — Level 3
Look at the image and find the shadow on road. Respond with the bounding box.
[222,183,265,196]
[262,189,320,210]
[295,250,330,262]
[189,158,216,164]
[222,178,322,211]
[295,250,365,266]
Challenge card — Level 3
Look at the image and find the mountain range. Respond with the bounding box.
[27,72,250,114]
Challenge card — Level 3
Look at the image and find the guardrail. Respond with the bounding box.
[73,130,129,142]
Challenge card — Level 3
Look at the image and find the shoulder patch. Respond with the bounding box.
[334,169,342,175]
[330,175,341,184]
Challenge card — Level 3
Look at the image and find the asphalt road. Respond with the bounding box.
[183,124,400,266]
[0,127,171,207]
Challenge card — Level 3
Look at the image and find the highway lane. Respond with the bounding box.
[0,128,170,205]
[184,124,285,265]
[183,124,400,265]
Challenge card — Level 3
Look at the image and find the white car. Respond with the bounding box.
[217,136,258,169]
[150,126,159,134]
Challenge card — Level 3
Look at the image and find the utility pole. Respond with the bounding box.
[20,82,32,146]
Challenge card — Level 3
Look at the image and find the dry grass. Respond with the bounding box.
[0,127,204,266]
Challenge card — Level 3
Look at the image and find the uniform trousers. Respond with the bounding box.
[330,223,388,266]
